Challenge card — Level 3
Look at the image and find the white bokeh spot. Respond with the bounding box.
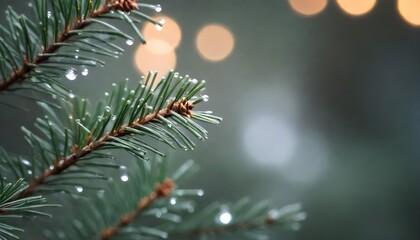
[243,115,297,166]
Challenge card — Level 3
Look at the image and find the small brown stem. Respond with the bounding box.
[100,179,176,240]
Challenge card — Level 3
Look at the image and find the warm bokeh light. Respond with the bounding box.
[134,39,176,84]
[288,0,328,16]
[336,0,376,16]
[196,24,235,62]
[143,15,182,53]
[398,0,420,26]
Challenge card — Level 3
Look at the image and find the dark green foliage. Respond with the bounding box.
[0,178,59,240]
[2,71,220,196]
[42,157,305,240]
[0,0,162,97]
[0,1,305,239]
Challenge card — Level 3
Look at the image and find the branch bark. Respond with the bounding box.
[100,179,176,240]
[11,98,193,201]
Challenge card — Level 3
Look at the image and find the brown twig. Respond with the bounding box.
[100,178,176,240]
[11,98,194,201]
[0,0,138,91]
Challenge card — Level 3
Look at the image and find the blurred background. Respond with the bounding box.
[2,0,420,239]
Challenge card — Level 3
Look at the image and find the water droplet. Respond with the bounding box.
[69,92,75,98]
[49,165,54,170]
[155,24,163,31]
[81,67,88,76]
[65,68,78,80]
[155,18,165,31]
[170,197,177,205]
[69,115,73,120]
[75,49,80,53]
[28,2,33,7]
[104,106,111,112]
[111,115,116,121]
[126,39,133,45]
[120,166,128,182]
[27,170,32,175]
[202,94,209,102]
[21,159,31,166]
[47,11,52,18]
[104,92,109,96]
[75,55,79,59]
[155,4,162,12]
[197,189,204,196]
[75,119,81,123]
[191,79,198,84]
[75,186,83,193]
[218,211,232,225]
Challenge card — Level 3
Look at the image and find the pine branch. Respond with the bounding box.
[0,178,59,239]
[15,97,196,200]
[1,72,220,203]
[161,199,306,239]
[100,178,176,240]
[0,0,162,97]
[173,211,296,237]
[41,156,194,240]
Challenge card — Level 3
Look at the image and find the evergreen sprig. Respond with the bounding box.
[2,71,220,201]
[0,178,59,240]
[0,2,306,239]
[167,201,306,239]
[42,155,190,239]
[41,157,304,240]
[0,0,162,98]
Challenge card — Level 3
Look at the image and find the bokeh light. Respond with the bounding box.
[134,40,176,82]
[196,24,235,62]
[336,0,376,16]
[288,0,328,16]
[134,15,181,84]
[242,115,297,166]
[398,0,420,26]
[143,15,182,53]
[279,133,329,183]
